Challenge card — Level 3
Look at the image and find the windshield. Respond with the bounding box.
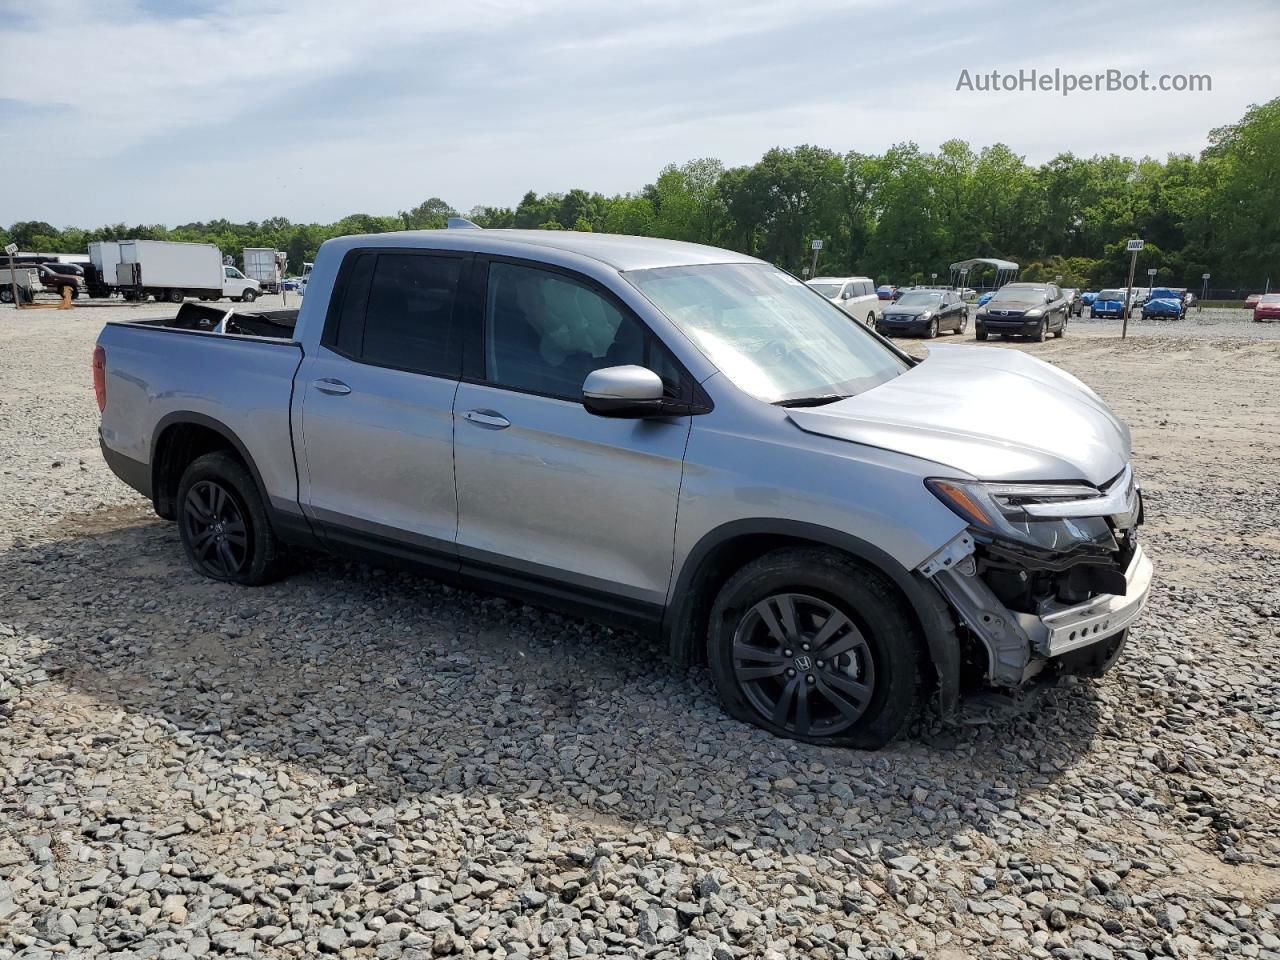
[990,286,1046,303]
[1098,290,1124,300]
[806,282,842,298]
[627,262,909,404]
[895,291,942,306]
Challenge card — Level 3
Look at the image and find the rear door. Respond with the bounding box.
[451,257,692,613]
[296,248,467,570]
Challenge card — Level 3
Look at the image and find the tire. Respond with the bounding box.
[0,287,13,304]
[176,451,284,586]
[166,288,184,303]
[866,312,876,327]
[707,548,921,749]
[975,327,987,341]
[231,297,243,303]
[925,318,938,339]
[1035,319,1048,342]
[241,288,258,303]
[958,312,969,334]
[1054,318,1066,338]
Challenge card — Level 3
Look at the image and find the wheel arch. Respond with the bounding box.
[664,519,960,716]
[150,412,270,521]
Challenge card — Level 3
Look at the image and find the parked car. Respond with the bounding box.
[1090,289,1133,319]
[1141,288,1186,320]
[1253,293,1280,322]
[806,276,882,326]
[35,262,83,299]
[95,229,1151,749]
[1183,291,1197,308]
[1060,288,1083,316]
[1080,291,1098,307]
[876,289,968,338]
[875,285,897,300]
[973,282,1070,341]
[1245,293,1264,308]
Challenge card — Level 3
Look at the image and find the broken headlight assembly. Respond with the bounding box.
[925,478,1119,554]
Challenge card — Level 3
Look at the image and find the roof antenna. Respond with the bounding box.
[447,217,482,230]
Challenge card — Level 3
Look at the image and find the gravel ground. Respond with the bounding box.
[2,299,1279,960]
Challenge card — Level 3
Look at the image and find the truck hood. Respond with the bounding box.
[785,344,1130,485]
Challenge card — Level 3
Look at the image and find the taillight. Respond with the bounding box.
[93,345,107,412]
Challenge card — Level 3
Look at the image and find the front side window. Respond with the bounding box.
[627,262,908,405]
[484,262,678,400]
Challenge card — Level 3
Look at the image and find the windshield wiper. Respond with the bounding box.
[773,394,851,408]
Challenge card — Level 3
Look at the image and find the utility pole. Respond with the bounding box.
[5,243,18,308]
[1122,239,1143,339]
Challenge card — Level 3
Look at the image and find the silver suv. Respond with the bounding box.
[96,229,1152,748]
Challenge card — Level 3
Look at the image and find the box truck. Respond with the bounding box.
[242,247,284,294]
[114,240,260,303]
[87,241,123,298]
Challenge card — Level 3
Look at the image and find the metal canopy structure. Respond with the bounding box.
[949,257,1019,289]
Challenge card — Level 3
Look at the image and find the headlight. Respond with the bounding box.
[926,478,1118,553]
[919,310,932,319]
[1025,308,1044,317]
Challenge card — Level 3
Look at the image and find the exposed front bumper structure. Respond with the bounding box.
[1014,544,1153,657]
[920,531,1153,689]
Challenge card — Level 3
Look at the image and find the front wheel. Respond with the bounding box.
[707,549,921,749]
[177,451,284,585]
[925,318,938,339]
[975,327,987,341]
[241,288,258,303]
[0,287,13,304]
[1035,319,1048,342]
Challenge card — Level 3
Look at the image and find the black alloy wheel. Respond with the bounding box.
[731,592,877,737]
[182,480,250,578]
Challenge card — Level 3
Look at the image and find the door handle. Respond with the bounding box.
[463,409,510,429]
[313,378,351,396]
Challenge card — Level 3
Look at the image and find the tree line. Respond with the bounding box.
[5,98,1276,292]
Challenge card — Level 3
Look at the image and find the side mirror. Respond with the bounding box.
[582,365,666,418]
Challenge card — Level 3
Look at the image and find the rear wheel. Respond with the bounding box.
[866,312,876,327]
[957,312,969,334]
[0,287,13,304]
[166,288,184,303]
[177,451,284,585]
[707,549,921,749]
[1054,317,1067,338]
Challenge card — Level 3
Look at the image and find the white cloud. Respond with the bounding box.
[1,0,1277,225]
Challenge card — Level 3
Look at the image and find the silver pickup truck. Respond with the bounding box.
[96,228,1152,748]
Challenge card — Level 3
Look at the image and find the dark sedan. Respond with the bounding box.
[974,282,1069,341]
[876,289,968,338]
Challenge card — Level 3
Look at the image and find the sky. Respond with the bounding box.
[1,0,1278,228]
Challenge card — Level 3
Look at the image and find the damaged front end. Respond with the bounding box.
[917,466,1153,693]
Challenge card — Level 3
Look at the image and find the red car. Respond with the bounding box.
[1253,293,1280,322]
[1244,293,1264,308]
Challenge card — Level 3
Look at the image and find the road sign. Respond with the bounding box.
[1202,272,1211,279]
[3,243,16,256]
[1126,239,1144,252]
[1147,268,1157,276]
[810,239,823,251]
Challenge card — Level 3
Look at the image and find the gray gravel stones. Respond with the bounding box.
[2,305,1279,958]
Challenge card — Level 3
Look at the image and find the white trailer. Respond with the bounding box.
[243,247,283,294]
[87,241,123,298]
[115,240,260,304]
[0,266,40,304]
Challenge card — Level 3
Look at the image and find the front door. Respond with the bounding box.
[452,259,691,609]
[297,249,466,568]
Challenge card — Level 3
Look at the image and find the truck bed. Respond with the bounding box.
[97,302,306,514]
[129,301,300,339]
